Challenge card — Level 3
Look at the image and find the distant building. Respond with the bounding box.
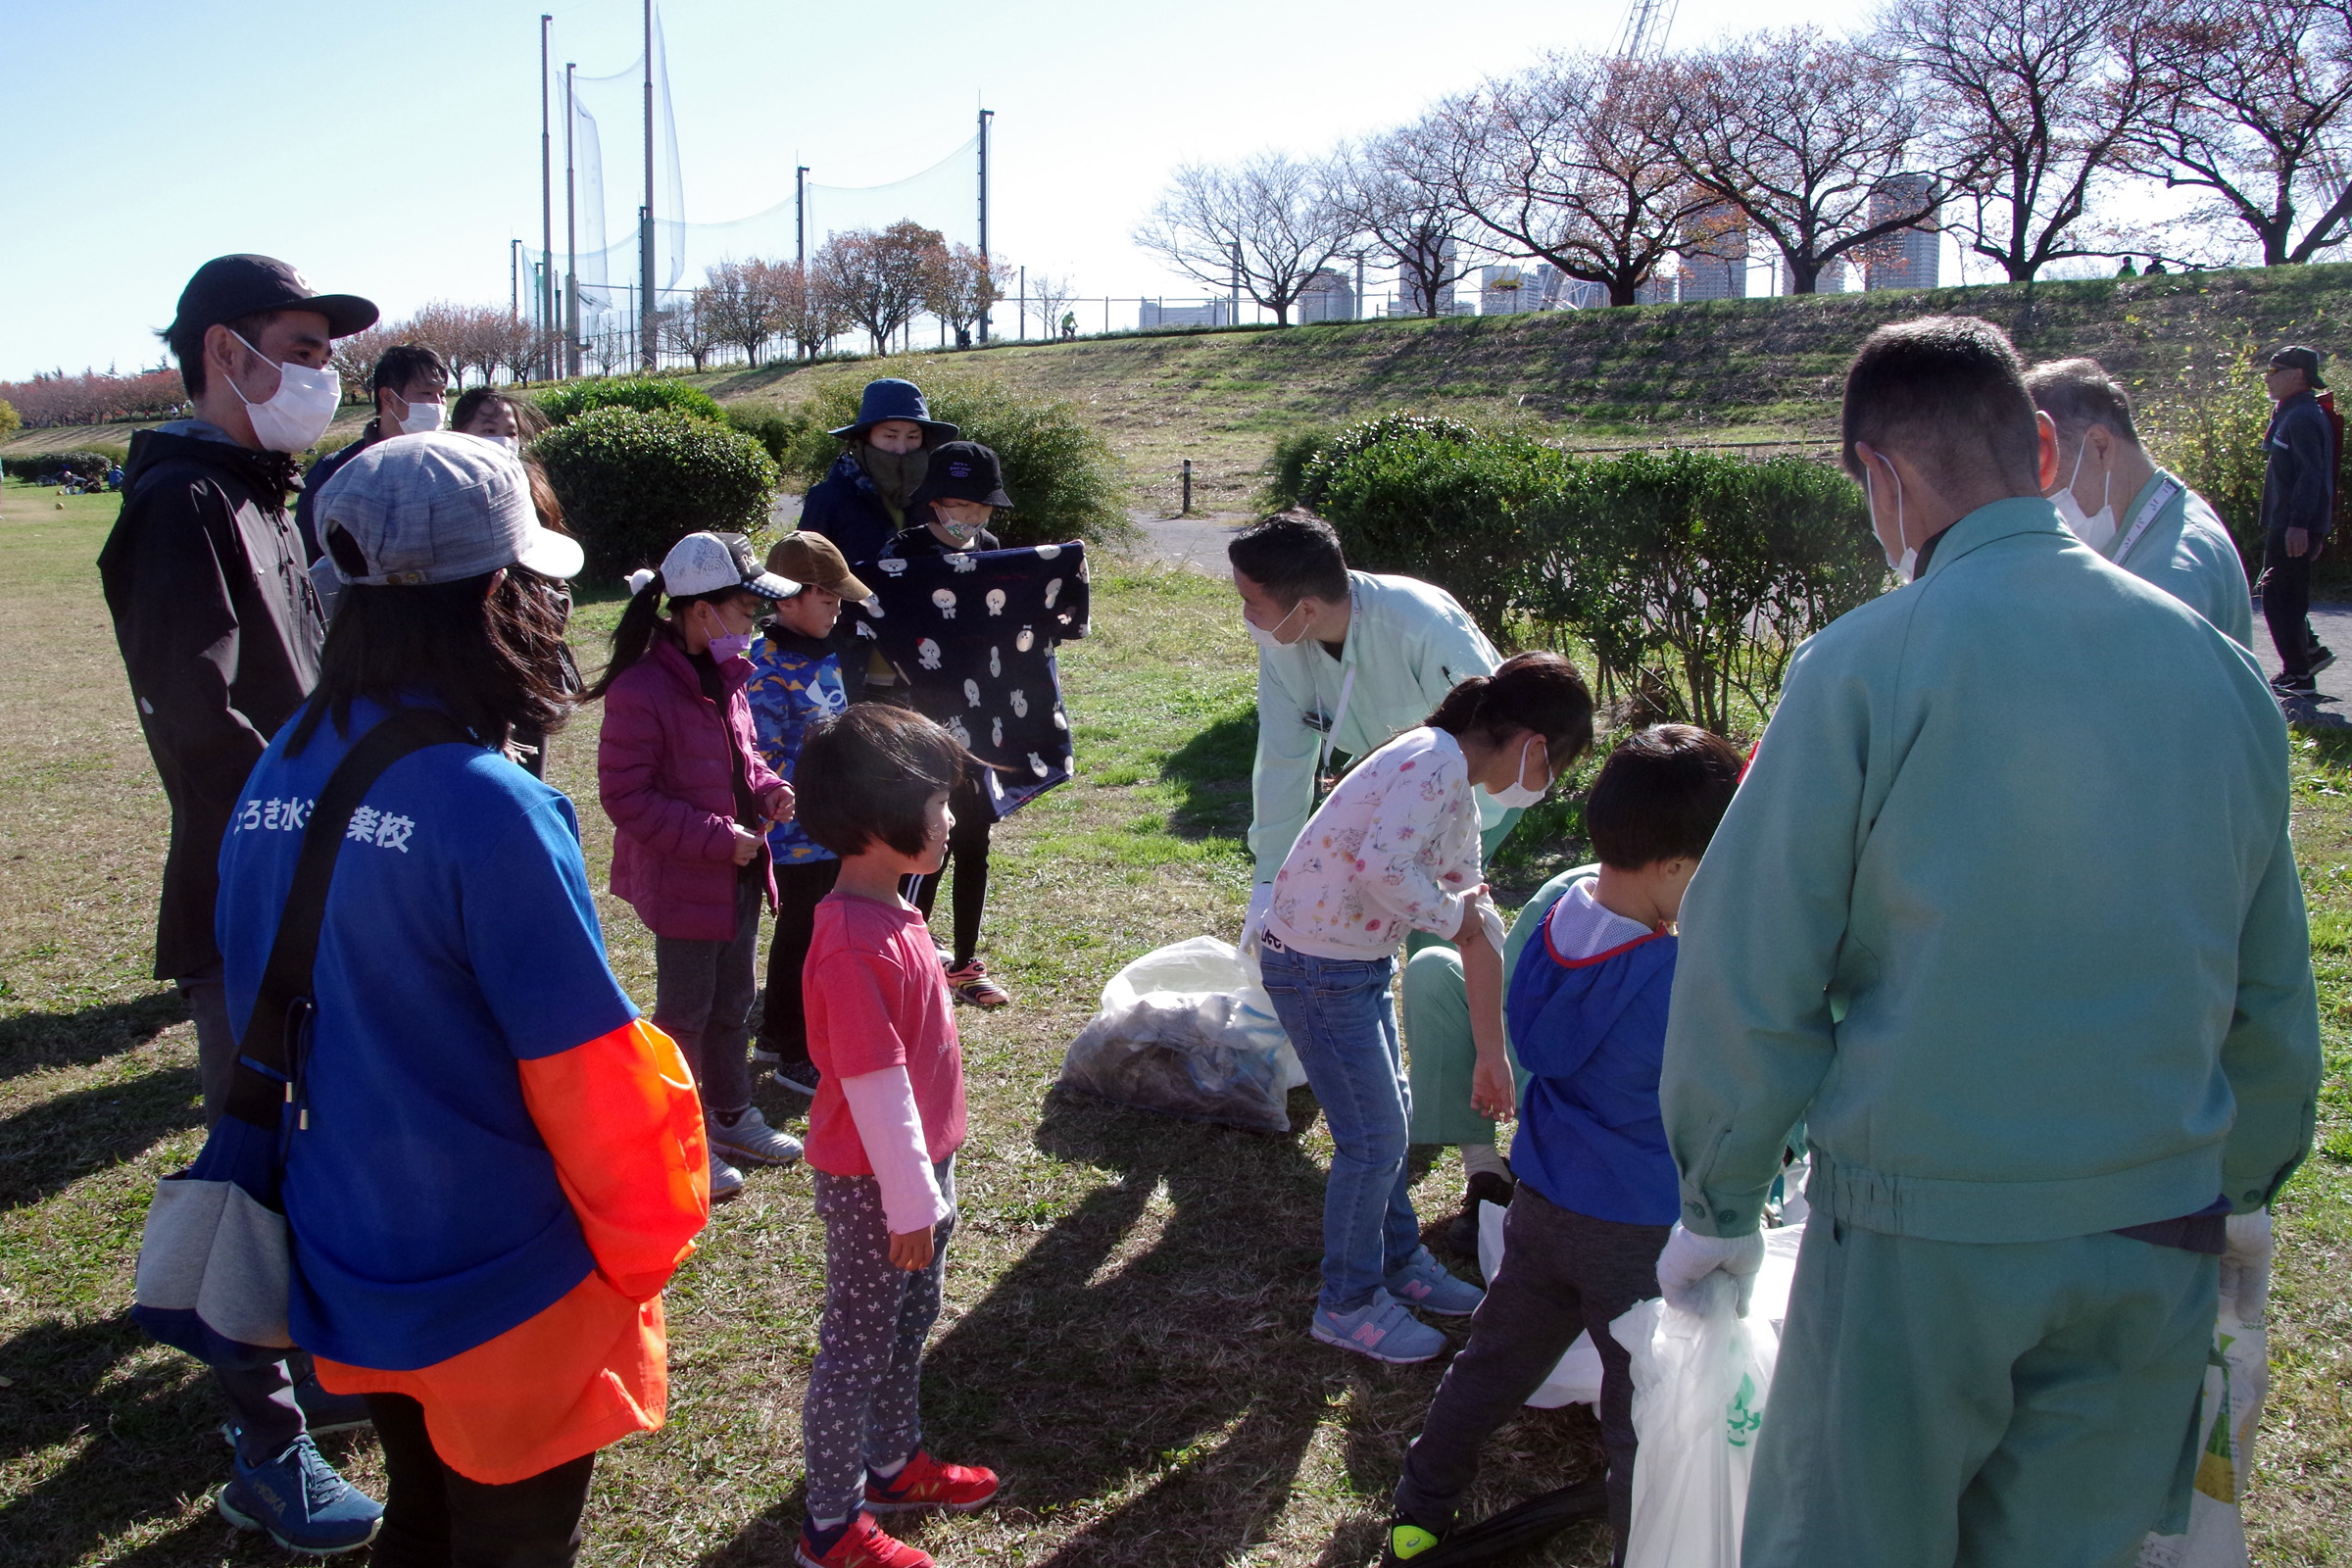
[1866,174,1940,290]
[1637,267,1680,306]
[1297,269,1355,323]
[1557,279,1607,310]
[1138,299,1234,329]
[1682,203,1747,301]
[1481,263,1564,315]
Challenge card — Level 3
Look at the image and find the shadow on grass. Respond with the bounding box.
[0,991,188,1087]
[0,1316,364,1568]
[0,1063,201,1212]
[1161,714,1256,843]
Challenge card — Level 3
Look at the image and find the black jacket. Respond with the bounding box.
[98,428,326,979]
[798,451,906,568]
[2261,390,2336,540]
[294,418,383,560]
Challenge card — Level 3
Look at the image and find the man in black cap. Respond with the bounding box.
[2260,343,2338,696]
[96,255,386,1555]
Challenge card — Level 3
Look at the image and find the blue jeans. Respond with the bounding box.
[1258,940,1420,1314]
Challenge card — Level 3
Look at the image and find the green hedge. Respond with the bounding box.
[1292,418,1885,735]
[533,409,780,581]
[3,448,125,483]
[725,405,820,466]
[786,361,1131,548]
[534,373,725,428]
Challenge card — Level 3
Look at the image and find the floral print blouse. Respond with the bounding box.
[1264,726,1480,959]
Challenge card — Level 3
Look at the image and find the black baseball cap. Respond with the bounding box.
[908,440,1013,508]
[166,254,379,343]
[2272,344,2327,389]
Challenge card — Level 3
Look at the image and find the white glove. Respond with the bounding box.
[1244,883,1274,949]
[1657,1224,1767,1317]
[2219,1209,2274,1325]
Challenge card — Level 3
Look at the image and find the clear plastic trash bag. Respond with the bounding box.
[1056,936,1307,1134]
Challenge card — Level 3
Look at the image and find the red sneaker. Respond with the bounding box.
[864,1448,1002,1514]
[795,1513,932,1568]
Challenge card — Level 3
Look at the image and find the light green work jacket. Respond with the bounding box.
[2103,467,2255,648]
[1249,570,1502,882]
[1663,497,2319,1244]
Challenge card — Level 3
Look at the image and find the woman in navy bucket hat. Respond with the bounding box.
[799,379,959,702]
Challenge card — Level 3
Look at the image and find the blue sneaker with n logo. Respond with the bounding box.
[1310,1290,1446,1364]
[217,1434,382,1555]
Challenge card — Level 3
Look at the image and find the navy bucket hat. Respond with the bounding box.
[829,377,959,442]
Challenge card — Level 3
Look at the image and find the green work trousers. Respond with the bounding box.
[1745,1218,2215,1568]
[1400,944,1524,1147]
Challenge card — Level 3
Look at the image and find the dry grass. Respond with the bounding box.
[0,480,2344,1564]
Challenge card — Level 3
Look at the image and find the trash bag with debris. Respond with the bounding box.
[1056,936,1307,1134]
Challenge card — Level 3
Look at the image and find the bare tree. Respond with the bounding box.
[331,322,403,403]
[492,315,548,385]
[2129,0,2352,265]
[927,245,1004,343]
[1883,0,2163,280]
[699,260,780,366]
[660,295,725,370]
[1021,271,1079,338]
[1331,119,1483,317]
[814,222,949,354]
[1657,29,1961,295]
[589,329,629,376]
[1444,53,1708,307]
[769,260,841,358]
[1134,153,1352,324]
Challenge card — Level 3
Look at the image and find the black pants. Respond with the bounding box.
[904,777,993,966]
[1393,1185,1671,1568]
[759,857,844,1067]
[365,1394,595,1568]
[2262,533,2322,677]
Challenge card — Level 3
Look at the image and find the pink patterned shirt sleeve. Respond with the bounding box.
[1264,727,1483,957]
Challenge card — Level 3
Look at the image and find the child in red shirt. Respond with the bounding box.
[791,705,999,1568]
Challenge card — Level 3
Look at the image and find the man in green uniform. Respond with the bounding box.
[2026,357,2254,646]
[1658,317,2319,1567]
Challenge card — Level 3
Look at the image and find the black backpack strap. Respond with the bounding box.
[220,708,472,1129]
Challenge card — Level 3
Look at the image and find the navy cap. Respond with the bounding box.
[167,254,378,342]
[908,441,1013,508]
[829,377,958,442]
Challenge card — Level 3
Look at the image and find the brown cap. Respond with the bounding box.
[767,532,872,601]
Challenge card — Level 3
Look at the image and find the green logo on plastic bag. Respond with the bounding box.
[1727,1372,1763,1447]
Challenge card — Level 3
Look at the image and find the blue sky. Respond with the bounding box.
[0,0,1858,380]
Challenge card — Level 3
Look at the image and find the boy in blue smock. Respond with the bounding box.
[1385,725,1745,1568]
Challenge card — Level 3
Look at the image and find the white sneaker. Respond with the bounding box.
[710,1105,805,1169]
[709,1147,744,1203]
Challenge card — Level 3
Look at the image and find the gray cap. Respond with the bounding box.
[314,431,584,586]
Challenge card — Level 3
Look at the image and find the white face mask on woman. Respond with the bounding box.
[226,331,343,453]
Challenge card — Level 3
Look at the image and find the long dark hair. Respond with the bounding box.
[289,568,574,757]
[1425,651,1596,768]
[584,572,751,700]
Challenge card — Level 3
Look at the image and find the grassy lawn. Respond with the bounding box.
[0,473,2345,1564]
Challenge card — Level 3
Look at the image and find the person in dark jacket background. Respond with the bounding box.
[292,342,449,560]
[2259,344,2338,696]
[96,254,386,1554]
[796,378,956,703]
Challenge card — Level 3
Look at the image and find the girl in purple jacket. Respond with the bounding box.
[593,531,807,1200]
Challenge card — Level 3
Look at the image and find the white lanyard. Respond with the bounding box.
[1320,664,1356,777]
[2112,476,2184,568]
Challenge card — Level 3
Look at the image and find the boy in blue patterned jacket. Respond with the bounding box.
[749,533,869,1095]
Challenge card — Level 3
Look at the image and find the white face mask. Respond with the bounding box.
[484,433,519,454]
[1246,599,1309,652]
[1864,458,1917,582]
[391,393,446,436]
[1488,735,1549,808]
[2051,440,2116,552]
[226,330,343,453]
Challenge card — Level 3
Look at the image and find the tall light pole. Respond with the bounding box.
[564,62,580,377]
[539,15,555,378]
[638,0,656,368]
[976,107,994,343]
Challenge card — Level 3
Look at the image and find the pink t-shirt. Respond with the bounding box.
[804,892,966,1176]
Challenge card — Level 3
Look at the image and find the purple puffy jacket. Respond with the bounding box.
[599,634,785,940]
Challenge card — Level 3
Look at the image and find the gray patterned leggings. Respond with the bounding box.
[803,1156,957,1524]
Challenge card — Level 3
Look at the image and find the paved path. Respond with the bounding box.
[2251,597,2352,725]
[1125,510,1250,576]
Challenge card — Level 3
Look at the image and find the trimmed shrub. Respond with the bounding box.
[534,373,726,428]
[3,448,124,484]
[725,404,820,466]
[533,408,780,581]
[1290,411,1486,512]
[1313,432,1576,632]
[789,362,1132,547]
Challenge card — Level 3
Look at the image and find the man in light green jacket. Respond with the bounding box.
[1658,318,2319,1568]
[2027,356,2255,647]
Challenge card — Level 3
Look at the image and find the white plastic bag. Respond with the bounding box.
[2138,1309,2268,1568]
[1616,1256,1788,1568]
[1055,937,1307,1134]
